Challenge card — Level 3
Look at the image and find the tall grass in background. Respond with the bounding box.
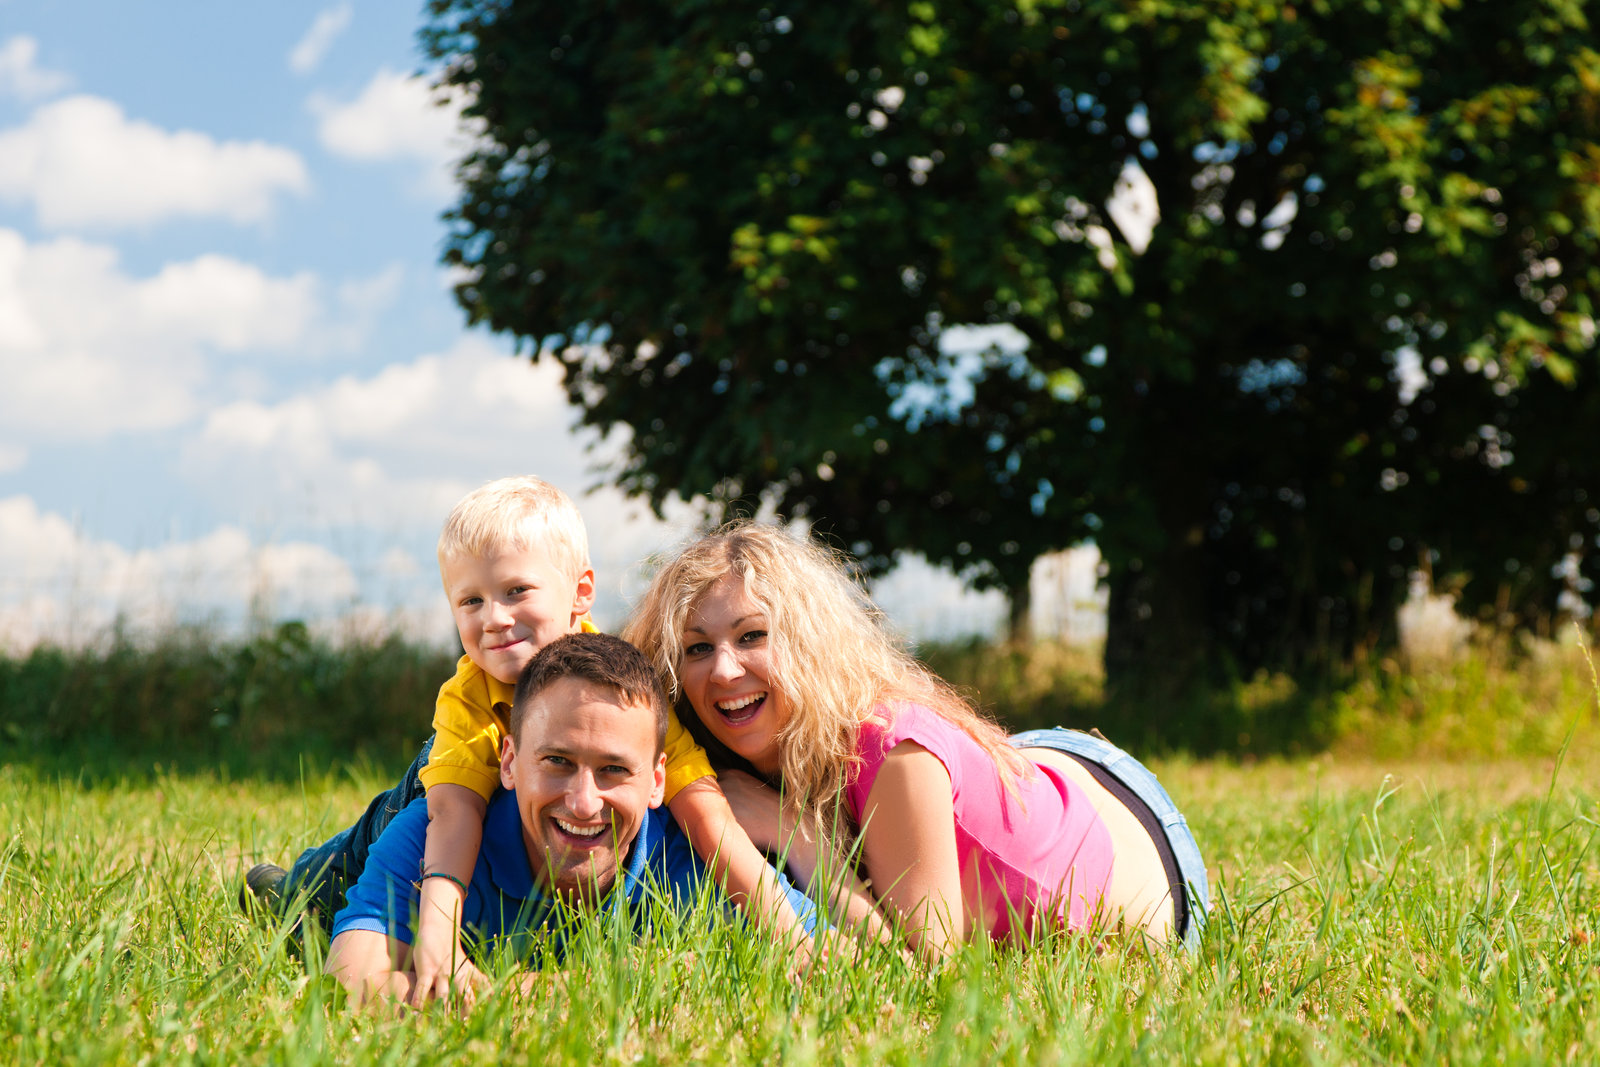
[924,627,1600,761]
[3,619,1596,777]
[0,621,456,779]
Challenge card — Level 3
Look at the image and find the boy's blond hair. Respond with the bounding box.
[436,475,591,581]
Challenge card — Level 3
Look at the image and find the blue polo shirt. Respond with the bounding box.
[331,789,815,961]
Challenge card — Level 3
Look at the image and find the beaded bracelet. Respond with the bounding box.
[414,870,469,896]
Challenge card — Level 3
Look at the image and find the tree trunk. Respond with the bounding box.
[1102,535,1213,732]
[1007,579,1032,645]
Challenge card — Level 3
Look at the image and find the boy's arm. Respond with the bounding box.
[668,777,813,953]
[410,783,490,1004]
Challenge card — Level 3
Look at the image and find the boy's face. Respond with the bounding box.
[499,676,666,903]
[442,546,596,685]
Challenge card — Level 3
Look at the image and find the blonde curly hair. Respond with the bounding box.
[621,521,1026,837]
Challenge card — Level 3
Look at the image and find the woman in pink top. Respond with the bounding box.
[622,522,1206,961]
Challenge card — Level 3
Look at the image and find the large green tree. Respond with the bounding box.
[422,0,1600,695]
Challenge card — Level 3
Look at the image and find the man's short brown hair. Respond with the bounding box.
[511,632,668,752]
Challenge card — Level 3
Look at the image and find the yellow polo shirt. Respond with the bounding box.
[418,619,713,803]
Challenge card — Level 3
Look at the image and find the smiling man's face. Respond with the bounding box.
[499,676,667,902]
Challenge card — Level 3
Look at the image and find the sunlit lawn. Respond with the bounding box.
[2,740,1596,1065]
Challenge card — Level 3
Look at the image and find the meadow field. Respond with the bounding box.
[1,633,1597,1064]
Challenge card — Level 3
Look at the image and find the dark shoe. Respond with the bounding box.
[240,862,288,918]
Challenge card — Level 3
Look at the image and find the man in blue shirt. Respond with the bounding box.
[325,632,814,1007]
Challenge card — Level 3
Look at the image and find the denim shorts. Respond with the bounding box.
[1010,727,1209,949]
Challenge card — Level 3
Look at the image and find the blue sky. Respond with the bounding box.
[0,2,1103,651]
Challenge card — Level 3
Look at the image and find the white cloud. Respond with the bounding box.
[184,335,597,523]
[311,69,476,196]
[288,3,354,75]
[312,69,455,162]
[0,494,368,652]
[141,254,319,350]
[0,229,325,441]
[322,262,407,350]
[7,326,1058,649]
[377,545,424,581]
[0,95,308,229]
[4,316,1085,647]
[0,36,71,101]
[338,262,406,315]
[177,335,1065,635]
[872,554,1009,643]
[180,336,709,623]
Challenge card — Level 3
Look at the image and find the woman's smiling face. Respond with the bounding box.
[679,573,788,775]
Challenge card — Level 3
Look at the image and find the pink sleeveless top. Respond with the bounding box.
[845,704,1114,939]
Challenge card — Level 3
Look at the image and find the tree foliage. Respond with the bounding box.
[422,0,1600,696]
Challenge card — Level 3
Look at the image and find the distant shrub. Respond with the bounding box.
[0,622,457,778]
[918,637,1104,735]
[922,628,1600,760]
[4,623,1593,775]
[1327,632,1600,760]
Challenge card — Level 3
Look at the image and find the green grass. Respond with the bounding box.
[2,627,1598,1062]
[2,745,1597,1064]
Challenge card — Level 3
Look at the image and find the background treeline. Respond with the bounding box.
[0,623,455,779]
[4,621,1593,777]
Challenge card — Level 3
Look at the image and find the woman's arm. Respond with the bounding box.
[714,772,863,931]
[856,740,968,961]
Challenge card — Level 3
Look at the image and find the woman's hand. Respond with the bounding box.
[716,770,793,853]
[719,770,835,886]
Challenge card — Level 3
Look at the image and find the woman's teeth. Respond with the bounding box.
[717,693,766,723]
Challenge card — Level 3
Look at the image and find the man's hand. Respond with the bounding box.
[327,927,489,1014]
[326,929,415,1010]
